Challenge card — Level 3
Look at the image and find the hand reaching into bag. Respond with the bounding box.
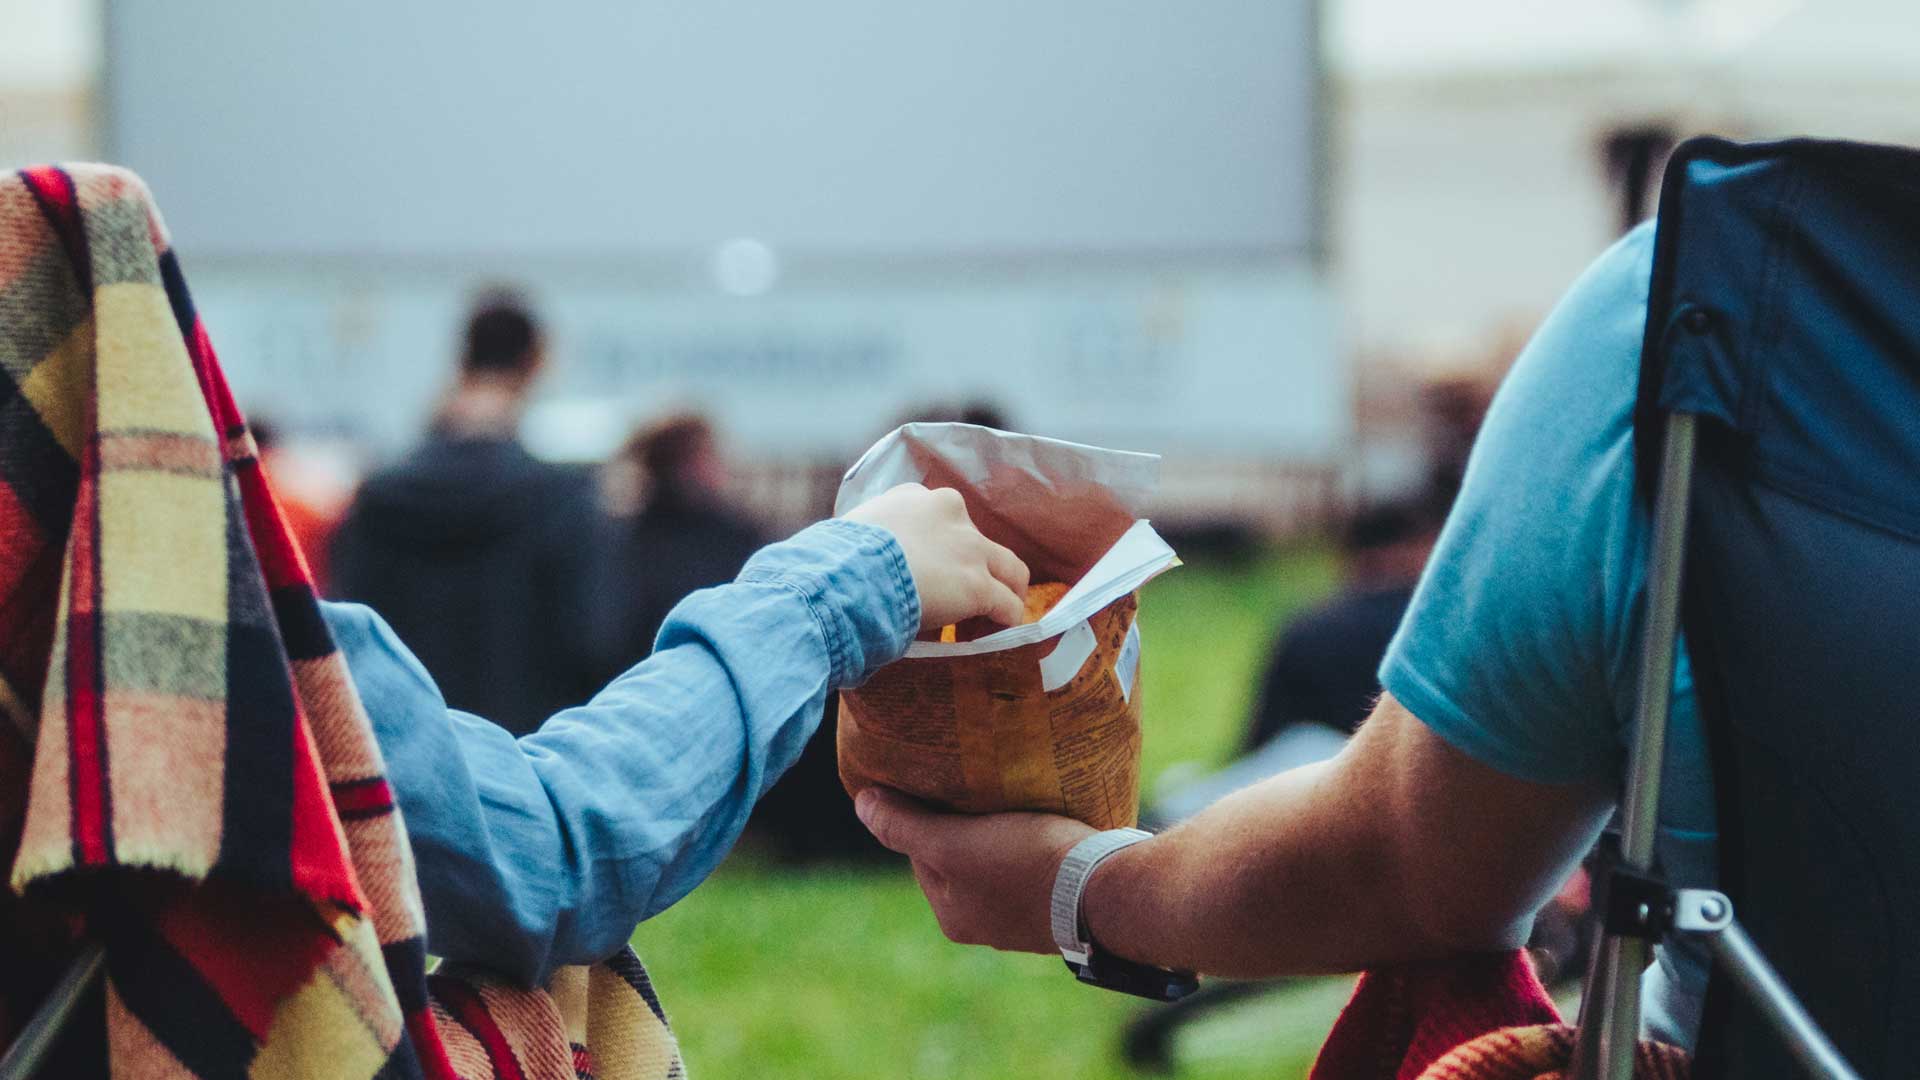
[844,483,1030,631]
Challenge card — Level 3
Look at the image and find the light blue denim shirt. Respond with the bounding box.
[321,518,918,986]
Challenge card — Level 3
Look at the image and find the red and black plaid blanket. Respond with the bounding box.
[0,164,681,1079]
[1310,951,1688,1080]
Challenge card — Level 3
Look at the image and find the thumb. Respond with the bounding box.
[855,787,935,855]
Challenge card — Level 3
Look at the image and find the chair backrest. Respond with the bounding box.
[1636,137,1920,1078]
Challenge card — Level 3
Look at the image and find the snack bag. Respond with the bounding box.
[835,423,1179,829]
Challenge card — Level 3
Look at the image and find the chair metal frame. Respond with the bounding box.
[1569,413,1861,1080]
[0,942,103,1080]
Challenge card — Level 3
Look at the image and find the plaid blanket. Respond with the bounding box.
[0,164,682,1080]
[1414,1024,1688,1080]
[1309,951,1687,1080]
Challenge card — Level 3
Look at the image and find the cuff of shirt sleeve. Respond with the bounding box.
[738,518,920,689]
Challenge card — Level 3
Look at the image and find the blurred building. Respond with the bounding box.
[9,0,1920,532]
[1336,0,1920,503]
[1333,0,1920,365]
[0,0,96,166]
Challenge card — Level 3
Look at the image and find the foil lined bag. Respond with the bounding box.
[835,423,1179,829]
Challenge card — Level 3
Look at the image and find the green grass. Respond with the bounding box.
[632,543,1345,1078]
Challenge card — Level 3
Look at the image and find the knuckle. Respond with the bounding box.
[1010,557,1031,587]
[936,910,975,946]
[971,572,998,604]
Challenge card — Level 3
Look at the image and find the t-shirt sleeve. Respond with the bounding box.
[1379,223,1657,786]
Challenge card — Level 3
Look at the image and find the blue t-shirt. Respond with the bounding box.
[1379,222,1714,1046]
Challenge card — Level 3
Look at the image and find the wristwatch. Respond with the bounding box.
[1050,828,1200,1001]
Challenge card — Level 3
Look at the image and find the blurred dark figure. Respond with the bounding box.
[1601,123,1678,235]
[1418,372,1498,512]
[330,294,600,735]
[594,414,765,670]
[745,694,889,863]
[1145,497,1441,830]
[890,398,1010,433]
[1244,498,1440,750]
[955,400,1007,431]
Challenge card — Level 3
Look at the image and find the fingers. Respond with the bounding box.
[979,576,1028,627]
[933,487,1028,626]
[858,789,971,943]
[853,483,1038,629]
[855,786,937,856]
[983,538,1030,598]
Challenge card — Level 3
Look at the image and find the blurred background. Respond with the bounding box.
[6,0,1919,1075]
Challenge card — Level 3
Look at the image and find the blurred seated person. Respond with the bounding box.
[331,294,601,734]
[1147,498,1440,827]
[329,482,1031,984]
[592,414,765,674]
[857,223,1716,1047]
[1245,498,1441,749]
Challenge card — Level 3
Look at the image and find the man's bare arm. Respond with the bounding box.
[856,693,1614,977]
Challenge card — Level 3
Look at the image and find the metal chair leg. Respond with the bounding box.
[1569,411,1864,1080]
[1705,920,1861,1080]
[1572,413,1699,1080]
[0,943,104,1080]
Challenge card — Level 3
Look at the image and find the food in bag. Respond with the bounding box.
[835,423,1178,829]
[941,581,1069,641]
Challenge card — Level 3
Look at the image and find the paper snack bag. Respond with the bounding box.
[835,423,1179,829]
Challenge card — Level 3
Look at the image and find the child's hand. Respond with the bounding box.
[844,484,1029,631]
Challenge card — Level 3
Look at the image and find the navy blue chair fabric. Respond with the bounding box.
[1636,137,1920,1078]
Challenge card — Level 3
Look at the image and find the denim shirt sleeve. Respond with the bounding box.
[323,517,917,986]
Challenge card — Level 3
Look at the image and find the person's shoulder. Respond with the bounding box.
[320,599,404,655]
[1469,222,1657,477]
[320,600,446,707]
[1587,219,1656,294]
[1377,226,1662,785]
[527,460,599,522]
[343,440,459,507]
[349,450,424,498]
[1521,221,1652,376]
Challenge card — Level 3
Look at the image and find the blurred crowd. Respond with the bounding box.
[251,265,1604,1020]
[260,287,1529,859]
[258,294,1034,860]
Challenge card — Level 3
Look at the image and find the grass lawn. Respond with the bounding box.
[632,543,1349,1078]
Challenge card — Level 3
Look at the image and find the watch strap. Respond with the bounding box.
[1050,828,1152,964]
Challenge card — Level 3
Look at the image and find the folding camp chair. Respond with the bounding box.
[1573,136,1920,1079]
